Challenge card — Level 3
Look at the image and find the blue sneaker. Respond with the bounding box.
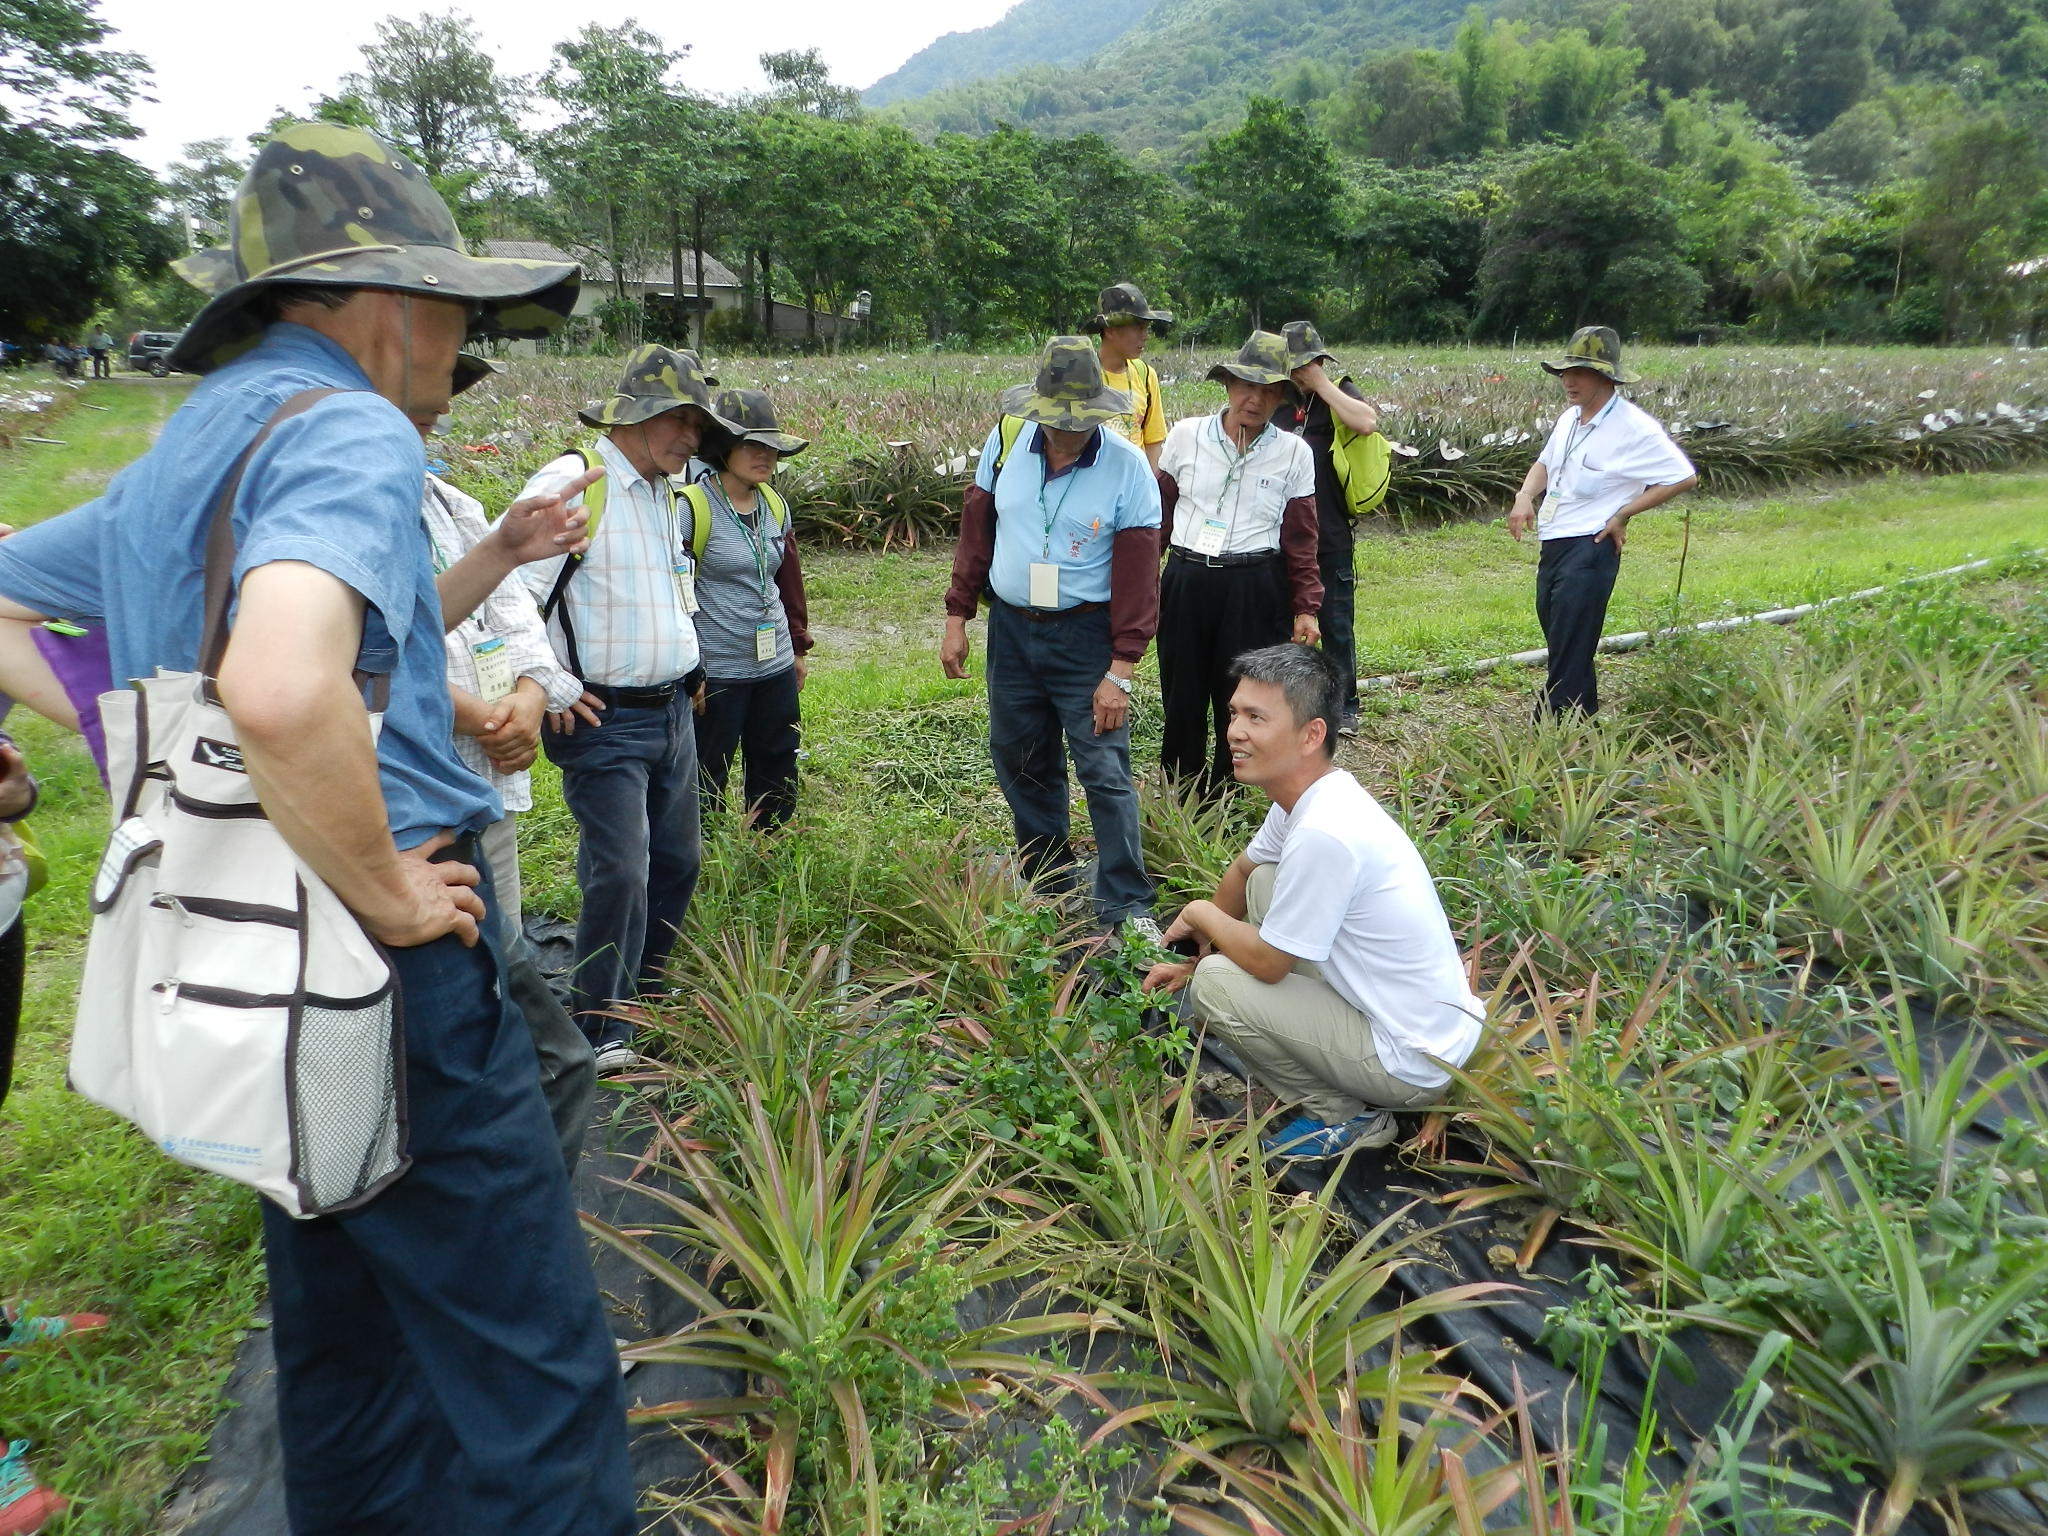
[1262,1110,1398,1161]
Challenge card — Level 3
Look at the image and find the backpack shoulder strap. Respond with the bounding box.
[759,483,790,533]
[539,444,605,623]
[992,414,1028,478]
[1129,358,1154,429]
[680,481,715,563]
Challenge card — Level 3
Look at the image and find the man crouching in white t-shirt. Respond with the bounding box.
[1142,643,1485,1161]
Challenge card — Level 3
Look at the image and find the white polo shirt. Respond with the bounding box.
[1535,393,1694,540]
[1245,769,1484,1089]
[1159,412,1314,556]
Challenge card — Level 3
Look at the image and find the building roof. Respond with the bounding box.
[481,239,741,291]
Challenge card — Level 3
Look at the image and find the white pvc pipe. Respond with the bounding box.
[1357,557,2012,691]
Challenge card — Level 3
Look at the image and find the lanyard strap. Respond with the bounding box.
[707,475,773,606]
[1558,395,1619,481]
[1207,413,1263,540]
[1038,449,1082,558]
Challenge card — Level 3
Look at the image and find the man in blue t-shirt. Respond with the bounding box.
[942,337,1164,931]
[0,125,636,1535]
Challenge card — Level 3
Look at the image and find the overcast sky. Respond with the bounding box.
[96,0,1019,173]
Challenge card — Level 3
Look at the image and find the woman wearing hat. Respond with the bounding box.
[1155,331,1322,792]
[941,337,1164,933]
[1506,326,1696,716]
[1086,282,1175,471]
[683,388,814,830]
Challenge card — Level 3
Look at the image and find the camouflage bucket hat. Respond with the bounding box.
[173,243,503,396]
[710,388,808,458]
[578,345,731,430]
[1206,331,1292,388]
[997,336,1133,431]
[168,122,580,376]
[1084,281,1174,335]
[1540,325,1640,385]
[1281,320,1338,373]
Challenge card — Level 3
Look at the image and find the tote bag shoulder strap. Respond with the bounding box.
[198,389,347,681]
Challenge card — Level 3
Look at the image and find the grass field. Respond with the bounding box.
[1,361,2045,1529]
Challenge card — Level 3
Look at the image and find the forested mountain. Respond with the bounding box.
[881,0,1473,155]
[863,0,1160,107]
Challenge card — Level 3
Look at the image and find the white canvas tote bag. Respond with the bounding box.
[70,389,410,1218]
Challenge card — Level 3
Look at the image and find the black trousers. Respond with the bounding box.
[694,666,802,828]
[1317,510,1358,722]
[1158,552,1291,790]
[1534,533,1621,716]
[0,915,22,1109]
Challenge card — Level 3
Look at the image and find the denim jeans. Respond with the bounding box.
[986,600,1152,924]
[542,694,701,1046]
[479,816,594,1174]
[260,913,634,1536]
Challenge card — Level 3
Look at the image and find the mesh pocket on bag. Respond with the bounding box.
[288,989,406,1212]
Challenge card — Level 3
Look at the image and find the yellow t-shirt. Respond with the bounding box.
[1101,356,1167,449]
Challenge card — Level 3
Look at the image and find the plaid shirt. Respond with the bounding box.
[518,435,702,688]
[422,475,581,814]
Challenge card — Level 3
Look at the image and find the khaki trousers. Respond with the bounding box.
[1189,863,1441,1124]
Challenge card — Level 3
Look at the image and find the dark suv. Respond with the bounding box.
[126,331,183,375]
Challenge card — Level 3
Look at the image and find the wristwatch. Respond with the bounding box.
[1102,672,1133,695]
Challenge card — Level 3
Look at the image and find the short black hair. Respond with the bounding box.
[1228,642,1343,755]
[256,284,360,326]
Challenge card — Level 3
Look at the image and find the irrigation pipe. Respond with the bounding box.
[1357,554,2033,692]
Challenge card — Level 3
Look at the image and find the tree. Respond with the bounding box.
[344,11,519,179]
[1768,0,1899,135]
[749,112,936,341]
[0,0,177,339]
[1183,95,1344,330]
[164,138,245,230]
[1902,110,2048,338]
[1658,93,1818,324]
[1473,139,1705,338]
[757,48,862,120]
[521,23,688,326]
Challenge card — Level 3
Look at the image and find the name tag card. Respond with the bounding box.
[755,623,778,663]
[1028,562,1060,608]
[1191,518,1229,557]
[471,635,515,701]
[673,559,699,615]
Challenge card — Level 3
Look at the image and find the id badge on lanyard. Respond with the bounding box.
[673,557,699,615]
[1191,518,1230,557]
[471,634,515,701]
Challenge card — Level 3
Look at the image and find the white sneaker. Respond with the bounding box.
[1123,914,1167,949]
[593,1043,643,1076]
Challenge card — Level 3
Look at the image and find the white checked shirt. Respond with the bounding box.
[1159,413,1315,555]
[422,475,583,814]
[518,434,703,688]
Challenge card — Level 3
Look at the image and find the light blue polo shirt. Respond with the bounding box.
[0,323,498,844]
[974,420,1161,609]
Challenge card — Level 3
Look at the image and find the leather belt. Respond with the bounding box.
[1168,546,1280,568]
[584,679,682,709]
[995,597,1109,623]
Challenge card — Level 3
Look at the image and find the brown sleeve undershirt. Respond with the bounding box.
[1156,470,1179,536]
[1109,526,1161,662]
[775,533,812,656]
[1281,494,1322,615]
[944,483,997,619]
